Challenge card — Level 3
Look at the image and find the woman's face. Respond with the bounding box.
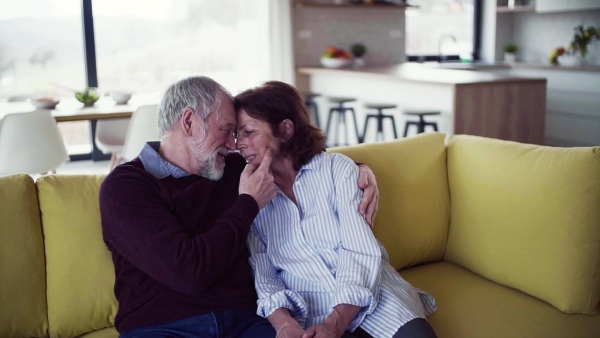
[236,108,281,166]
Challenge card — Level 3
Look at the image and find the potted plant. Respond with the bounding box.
[504,43,518,63]
[350,43,367,68]
[75,87,100,107]
[568,25,599,65]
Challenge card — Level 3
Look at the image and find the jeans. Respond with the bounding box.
[119,310,275,338]
[350,318,437,338]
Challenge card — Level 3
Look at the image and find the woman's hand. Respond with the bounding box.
[277,323,306,338]
[302,304,361,338]
[357,164,379,228]
[269,308,305,338]
[301,322,338,338]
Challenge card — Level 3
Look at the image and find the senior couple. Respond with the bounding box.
[99,76,437,338]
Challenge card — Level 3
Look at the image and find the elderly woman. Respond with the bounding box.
[234,81,437,338]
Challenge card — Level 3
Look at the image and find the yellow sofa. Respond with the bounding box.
[1,133,599,338]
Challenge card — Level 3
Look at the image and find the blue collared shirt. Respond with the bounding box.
[138,142,191,179]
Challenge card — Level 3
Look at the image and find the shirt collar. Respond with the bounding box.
[298,151,324,173]
[138,141,192,179]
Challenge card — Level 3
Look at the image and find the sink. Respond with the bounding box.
[414,61,510,71]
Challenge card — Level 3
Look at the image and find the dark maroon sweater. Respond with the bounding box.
[99,153,259,332]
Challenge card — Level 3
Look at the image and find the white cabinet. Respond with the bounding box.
[509,67,600,146]
[536,0,600,13]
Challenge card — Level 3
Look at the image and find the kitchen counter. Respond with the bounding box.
[510,62,600,73]
[297,63,547,145]
[297,63,544,85]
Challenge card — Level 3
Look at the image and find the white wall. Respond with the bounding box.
[495,8,600,63]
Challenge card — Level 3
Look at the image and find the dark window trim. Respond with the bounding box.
[82,0,97,87]
[472,0,482,61]
[406,0,482,62]
[78,0,108,161]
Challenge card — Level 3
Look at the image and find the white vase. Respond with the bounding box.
[504,52,516,64]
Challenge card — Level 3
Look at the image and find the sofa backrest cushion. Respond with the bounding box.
[445,134,600,314]
[36,174,117,337]
[0,174,49,337]
[329,133,450,270]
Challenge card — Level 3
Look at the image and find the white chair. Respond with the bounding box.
[95,118,130,170]
[0,110,69,175]
[8,95,31,102]
[118,104,160,164]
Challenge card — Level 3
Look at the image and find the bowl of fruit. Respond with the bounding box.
[320,46,352,68]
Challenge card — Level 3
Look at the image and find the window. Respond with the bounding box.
[1,0,272,158]
[0,0,90,154]
[0,0,86,98]
[405,0,481,62]
[92,0,267,96]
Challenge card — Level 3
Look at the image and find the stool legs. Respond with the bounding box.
[305,100,320,128]
[403,122,412,138]
[325,104,360,147]
[350,108,360,144]
[403,119,438,137]
[363,109,398,143]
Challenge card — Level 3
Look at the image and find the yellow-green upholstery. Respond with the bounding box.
[1,133,599,337]
[402,262,600,338]
[76,327,119,338]
[0,174,48,337]
[36,175,117,338]
[444,135,600,315]
[330,133,450,270]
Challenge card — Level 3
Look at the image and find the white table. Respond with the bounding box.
[1,97,158,161]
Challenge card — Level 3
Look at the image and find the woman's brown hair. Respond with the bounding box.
[234,81,326,170]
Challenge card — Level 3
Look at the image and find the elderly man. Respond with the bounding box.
[99,76,379,338]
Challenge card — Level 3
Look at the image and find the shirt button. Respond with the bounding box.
[295,181,300,185]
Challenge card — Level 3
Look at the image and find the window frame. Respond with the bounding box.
[405,0,483,62]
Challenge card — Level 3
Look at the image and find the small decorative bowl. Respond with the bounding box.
[320,57,351,69]
[30,97,61,109]
[111,91,132,105]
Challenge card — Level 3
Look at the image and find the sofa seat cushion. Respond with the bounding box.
[329,133,450,270]
[0,174,48,338]
[401,261,600,338]
[37,174,117,338]
[445,135,600,314]
[76,327,118,338]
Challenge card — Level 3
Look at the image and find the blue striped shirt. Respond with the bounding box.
[248,152,436,337]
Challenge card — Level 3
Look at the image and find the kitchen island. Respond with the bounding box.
[297,63,547,145]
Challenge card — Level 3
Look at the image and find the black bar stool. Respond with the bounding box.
[361,103,398,143]
[302,92,321,128]
[403,111,440,137]
[325,97,360,147]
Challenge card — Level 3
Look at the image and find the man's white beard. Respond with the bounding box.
[190,135,226,181]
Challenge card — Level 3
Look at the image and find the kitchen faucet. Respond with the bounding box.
[437,34,457,62]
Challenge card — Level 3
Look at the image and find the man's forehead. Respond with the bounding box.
[213,103,236,127]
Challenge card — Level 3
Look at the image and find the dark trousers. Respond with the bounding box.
[119,310,275,338]
[347,318,437,338]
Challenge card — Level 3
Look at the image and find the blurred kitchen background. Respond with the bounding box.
[0,0,599,169]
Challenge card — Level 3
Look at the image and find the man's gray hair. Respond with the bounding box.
[157,76,232,136]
